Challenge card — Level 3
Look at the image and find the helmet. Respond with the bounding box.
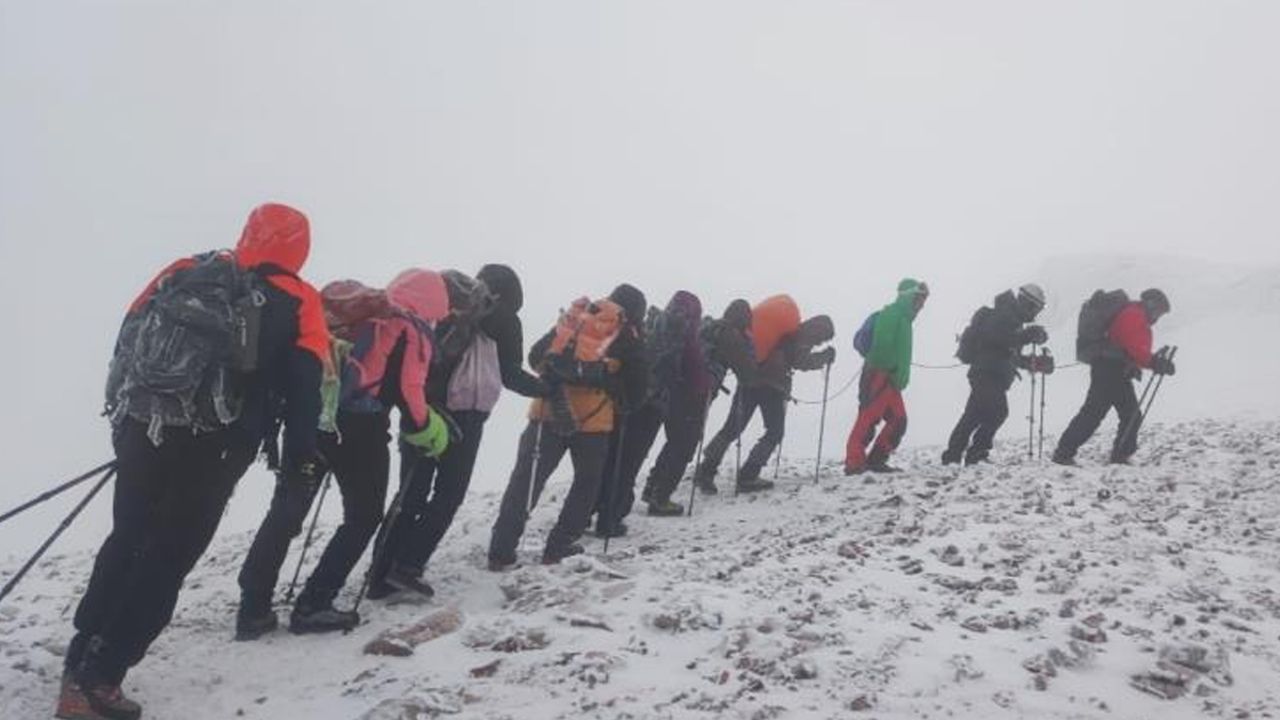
[1017,283,1046,311]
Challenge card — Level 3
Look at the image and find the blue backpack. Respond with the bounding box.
[852,312,878,358]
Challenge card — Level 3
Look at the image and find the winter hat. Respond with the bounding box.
[477,264,523,314]
[609,283,647,326]
[235,203,310,274]
[1140,288,1171,315]
[797,315,835,345]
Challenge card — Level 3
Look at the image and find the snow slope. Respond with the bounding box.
[3,420,1279,719]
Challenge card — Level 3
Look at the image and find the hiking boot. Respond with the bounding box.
[289,602,359,634]
[866,461,902,474]
[81,683,141,720]
[385,566,435,599]
[594,522,627,539]
[940,451,962,466]
[541,543,585,565]
[1051,451,1077,467]
[647,499,685,517]
[964,453,990,467]
[694,475,719,496]
[234,607,279,642]
[55,674,104,720]
[639,486,655,505]
[735,477,775,493]
[364,580,398,601]
[843,462,863,476]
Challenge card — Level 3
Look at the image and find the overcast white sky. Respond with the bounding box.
[2,1,1278,554]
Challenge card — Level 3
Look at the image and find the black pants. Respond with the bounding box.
[68,420,253,686]
[236,465,323,613]
[296,411,391,608]
[944,373,1010,464]
[488,422,610,563]
[593,402,664,532]
[369,410,488,582]
[1055,361,1141,462]
[697,384,787,483]
[642,389,708,504]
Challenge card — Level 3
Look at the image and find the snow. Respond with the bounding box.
[4,420,1280,719]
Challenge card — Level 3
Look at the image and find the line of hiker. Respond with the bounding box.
[51,202,1176,720]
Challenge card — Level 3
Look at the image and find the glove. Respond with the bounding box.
[1020,325,1048,346]
[287,455,326,492]
[816,347,836,366]
[1151,354,1176,376]
[401,409,450,457]
[1032,353,1055,375]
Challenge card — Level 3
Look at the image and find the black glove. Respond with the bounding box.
[1151,354,1176,376]
[288,455,326,493]
[816,347,836,366]
[1020,325,1048,346]
[1031,353,1055,375]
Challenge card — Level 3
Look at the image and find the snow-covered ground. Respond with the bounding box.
[3,419,1279,719]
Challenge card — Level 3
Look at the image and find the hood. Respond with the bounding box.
[665,291,703,330]
[386,268,449,322]
[477,263,523,314]
[797,314,835,346]
[895,278,929,316]
[722,299,752,332]
[609,283,648,327]
[235,203,310,274]
[442,269,495,320]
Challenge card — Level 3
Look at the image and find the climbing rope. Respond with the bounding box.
[788,359,1084,405]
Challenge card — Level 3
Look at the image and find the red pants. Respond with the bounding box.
[844,368,907,470]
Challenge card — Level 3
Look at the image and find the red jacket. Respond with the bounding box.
[1107,303,1153,368]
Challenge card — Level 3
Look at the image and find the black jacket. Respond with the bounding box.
[966,291,1032,391]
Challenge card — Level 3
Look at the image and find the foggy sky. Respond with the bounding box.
[3,1,1278,554]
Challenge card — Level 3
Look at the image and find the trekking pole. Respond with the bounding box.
[814,362,831,484]
[1037,351,1049,461]
[284,471,333,603]
[687,392,715,518]
[526,420,545,516]
[1114,346,1177,460]
[0,460,116,526]
[0,468,115,604]
[1028,345,1038,460]
[602,417,629,556]
[352,456,419,616]
[733,389,743,498]
[773,432,784,481]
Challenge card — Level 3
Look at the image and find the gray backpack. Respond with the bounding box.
[105,252,267,445]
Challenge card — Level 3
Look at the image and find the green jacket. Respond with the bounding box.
[867,279,926,390]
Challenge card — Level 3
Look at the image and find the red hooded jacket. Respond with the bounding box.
[1107,302,1154,368]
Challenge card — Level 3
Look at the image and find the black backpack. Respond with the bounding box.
[105,252,267,444]
[1075,289,1130,363]
[955,306,993,364]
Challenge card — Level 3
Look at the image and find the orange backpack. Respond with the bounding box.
[548,297,624,363]
[751,294,801,361]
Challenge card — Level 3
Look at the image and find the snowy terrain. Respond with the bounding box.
[4,420,1279,719]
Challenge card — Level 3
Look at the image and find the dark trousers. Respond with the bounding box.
[296,411,391,607]
[593,402,664,532]
[68,420,253,686]
[369,410,489,581]
[236,466,323,612]
[697,384,787,483]
[642,390,709,503]
[944,373,1010,464]
[1055,361,1141,462]
[488,422,610,562]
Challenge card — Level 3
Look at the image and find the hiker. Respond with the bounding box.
[237,268,451,639]
[593,290,709,534]
[942,284,1050,466]
[487,284,648,569]
[688,300,763,495]
[1053,288,1174,466]
[60,204,328,720]
[366,265,548,600]
[694,295,836,494]
[844,279,930,475]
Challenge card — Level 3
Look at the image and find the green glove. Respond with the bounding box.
[402,409,450,457]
